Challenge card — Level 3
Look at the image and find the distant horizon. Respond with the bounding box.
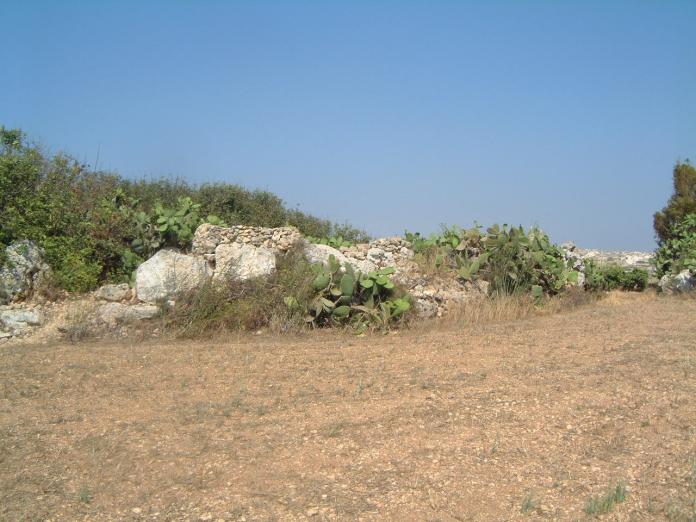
[3,1,695,251]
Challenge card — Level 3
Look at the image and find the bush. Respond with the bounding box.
[406,224,580,296]
[654,213,696,277]
[0,126,365,292]
[654,161,696,244]
[584,261,648,292]
[306,255,411,332]
[171,249,411,336]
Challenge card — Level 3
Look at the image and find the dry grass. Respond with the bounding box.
[60,301,95,342]
[1,293,695,520]
[427,286,602,329]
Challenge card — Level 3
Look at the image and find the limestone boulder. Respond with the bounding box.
[303,243,349,267]
[0,308,43,334]
[659,269,695,294]
[214,243,276,281]
[135,250,210,303]
[0,241,51,304]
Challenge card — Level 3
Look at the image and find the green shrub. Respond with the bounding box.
[0,126,364,292]
[654,213,696,277]
[172,251,411,336]
[406,224,580,296]
[306,255,411,332]
[584,261,648,292]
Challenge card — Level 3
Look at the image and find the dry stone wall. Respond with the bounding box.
[189,225,486,318]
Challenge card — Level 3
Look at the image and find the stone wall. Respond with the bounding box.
[192,224,302,256]
[189,225,485,318]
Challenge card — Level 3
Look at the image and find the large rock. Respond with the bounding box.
[97,303,160,325]
[135,250,210,303]
[0,241,51,304]
[304,243,350,267]
[659,269,695,294]
[214,243,276,281]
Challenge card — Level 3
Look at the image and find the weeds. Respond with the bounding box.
[584,481,627,516]
[520,492,536,514]
[439,287,598,328]
[78,486,93,504]
[62,302,94,343]
[170,245,315,336]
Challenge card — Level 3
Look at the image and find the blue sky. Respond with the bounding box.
[2,1,695,250]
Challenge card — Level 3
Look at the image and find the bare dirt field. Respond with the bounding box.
[1,292,695,521]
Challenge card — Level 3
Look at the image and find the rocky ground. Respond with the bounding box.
[2,292,695,521]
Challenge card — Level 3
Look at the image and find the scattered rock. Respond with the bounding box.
[0,240,51,304]
[135,250,210,303]
[97,303,160,325]
[0,308,43,334]
[95,283,131,302]
[659,269,695,294]
[214,243,276,281]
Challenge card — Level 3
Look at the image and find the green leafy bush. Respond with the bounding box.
[584,261,648,292]
[406,224,579,296]
[306,255,411,331]
[0,126,364,292]
[654,213,696,277]
[169,249,409,335]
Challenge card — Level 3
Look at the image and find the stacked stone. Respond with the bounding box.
[192,224,302,256]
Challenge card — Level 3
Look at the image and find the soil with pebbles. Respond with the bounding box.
[1,292,695,521]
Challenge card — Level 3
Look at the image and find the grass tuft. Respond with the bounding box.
[584,481,627,516]
[520,492,537,514]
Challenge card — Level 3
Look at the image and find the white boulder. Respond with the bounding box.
[0,308,43,333]
[135,250,210,303]
[659,269,695,294]
[0,241,51,304]
[214,243,276,281]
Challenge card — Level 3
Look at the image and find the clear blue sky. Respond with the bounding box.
[3,1,695,250]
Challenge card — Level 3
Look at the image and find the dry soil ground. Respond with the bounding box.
[1,292,695,521]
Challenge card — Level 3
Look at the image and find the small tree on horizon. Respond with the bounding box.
[653,161,696,245]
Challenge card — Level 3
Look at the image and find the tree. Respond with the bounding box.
[653,161,696,244]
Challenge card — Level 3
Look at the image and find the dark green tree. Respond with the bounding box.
[654,161,696,244]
